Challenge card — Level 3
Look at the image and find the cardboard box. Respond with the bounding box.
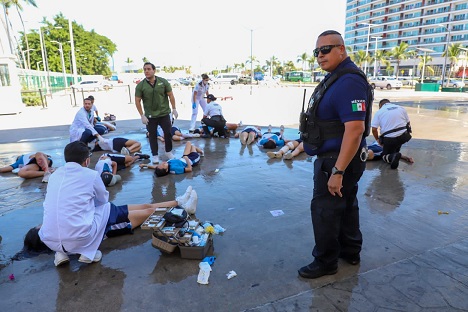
[179,236,213,260]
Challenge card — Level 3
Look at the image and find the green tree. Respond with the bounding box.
[443,43,462,80]
[2,0,37,68]
[418,54,434,78]
[372,50,391,76]
[284,60,296,72]
[307,55,316,71]
[353,50,368,70]
[21,13,116,76]
[297,52,308,71]
[390,42,409,78]
[142,56,149,63]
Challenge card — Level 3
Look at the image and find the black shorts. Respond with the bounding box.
[170,126,180,136]
[107,154,126,171]
[112,138,128,153]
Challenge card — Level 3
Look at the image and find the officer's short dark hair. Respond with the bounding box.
[65,141,90,164]
[263,140,277,149]
[201,74,209,80]
[143,62,155,70]
[319,30,342,37]
[379,99,390,107]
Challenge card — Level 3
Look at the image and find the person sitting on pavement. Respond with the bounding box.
[23,141,198,266]
[235,125,262,145]
[258,125,286,149]
[69,97,107,144]
[0,152,54,181]
[371,99,413,169]
[140,141,203,176]
[366,140,413,163]
[93,135,143,155]
[201,94,228,138]
[267,140,305,160]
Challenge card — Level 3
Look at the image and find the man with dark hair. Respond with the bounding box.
[201,94,227,138]
[371,99,413,169]
[298,30,373,279]
[189,73,210,132]
[29,141,199,266]
[135,62,178,164]
[69,97,106,144]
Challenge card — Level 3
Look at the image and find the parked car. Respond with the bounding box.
[177,78,192,86]
[437,79,465,88]
[397,77,419,86]
[368,76,402,90]
[230,76,252,85]
[71,80,113,91]
[211,73,242,84]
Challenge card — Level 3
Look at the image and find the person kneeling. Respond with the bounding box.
[23,141,198,266]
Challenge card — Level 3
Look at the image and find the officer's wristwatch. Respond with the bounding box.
[332,166,345,175]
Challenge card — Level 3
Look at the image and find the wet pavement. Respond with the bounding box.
[1,87,468,311]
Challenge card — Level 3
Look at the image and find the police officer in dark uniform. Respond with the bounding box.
[298,30,372,279]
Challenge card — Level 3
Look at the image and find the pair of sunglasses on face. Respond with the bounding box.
[313,44,342,57]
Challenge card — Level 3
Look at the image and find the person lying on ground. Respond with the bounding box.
[0,152,54,180]
[267,140,305,160]
[23,141,198,266]
[366,141,414,163]
[95,152,149,186]
[146,125,167,142]
[93,135,143,155]
[140,141,203,176]
[235,125,262,145]
[258,125,286,149]
[170,125,201,141]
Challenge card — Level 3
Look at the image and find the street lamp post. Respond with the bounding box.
[360,22,376,77]
[21,48,35,69]
[438,24,451,87]
[37,26,51,95]
[36,60,42,71]
[371,36,382,78]
[460,47,468,84]
[51,40,67,88]
[69,19,78,85]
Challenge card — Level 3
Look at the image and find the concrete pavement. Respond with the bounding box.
[0,86,468,311]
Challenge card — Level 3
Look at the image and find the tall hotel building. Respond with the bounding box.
[344,0,468,76]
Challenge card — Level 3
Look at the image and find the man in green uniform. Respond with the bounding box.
[135,62,178,164]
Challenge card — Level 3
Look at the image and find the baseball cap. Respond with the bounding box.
[204,94,217,101]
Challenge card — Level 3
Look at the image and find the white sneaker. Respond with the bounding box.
[182,190,198,214]
[283,151,294,160]
[54,251,70,267]
[152,155,160,164]
[78,250,102,264]
[12,168,20,174]
[176,185,193,206]
[165,151,175,159]
[192,133,201,138]
[120,147,130,155]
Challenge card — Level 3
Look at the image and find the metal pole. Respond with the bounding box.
[364,24,371,76]
[69,19,78,85]
[421,52,426,83]
[38,27,50,95]
[440,26,451,87]
[250,29,253,96]
[52,41,67,89]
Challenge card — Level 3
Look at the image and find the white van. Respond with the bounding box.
[211,73,241,84]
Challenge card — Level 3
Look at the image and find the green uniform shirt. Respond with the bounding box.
[135,76,173,118]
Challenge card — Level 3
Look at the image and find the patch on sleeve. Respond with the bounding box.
[351,99,366,112]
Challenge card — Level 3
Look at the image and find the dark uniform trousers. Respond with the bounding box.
[381,131,411,156]
[311,154,366,267]
[201,115,226,137]
[146,114,173,156]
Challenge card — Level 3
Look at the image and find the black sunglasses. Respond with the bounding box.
[313,44,342,57]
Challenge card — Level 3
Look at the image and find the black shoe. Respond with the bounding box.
[298,261,337,279]
[134,152,150,160]
[339,253,360,265]
[390,152,401,169]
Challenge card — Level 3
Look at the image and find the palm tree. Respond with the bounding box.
[284,60,296,73]
[443,43,462,80]
[418,54,434,79]
[390,42,409,78]
[372,50,391,76]
[142,57,149,63]
[353,50,368,70]
[307,55,316,71]
[297,52,308,71]
[1,0,37,64]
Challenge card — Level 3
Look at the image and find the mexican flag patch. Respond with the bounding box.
[351,100,366,112]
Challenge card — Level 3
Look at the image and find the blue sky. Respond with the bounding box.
[9,0,346,73]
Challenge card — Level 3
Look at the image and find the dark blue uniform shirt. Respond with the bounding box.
[304,57,368,156]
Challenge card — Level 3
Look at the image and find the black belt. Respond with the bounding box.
[317,147,368,162]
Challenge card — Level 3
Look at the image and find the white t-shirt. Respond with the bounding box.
[371,103,410,138]
[192,81,209,100]
[204,102,223,117]
[39,162,110,260]
[95,157,113,174]
[97,137,114,152]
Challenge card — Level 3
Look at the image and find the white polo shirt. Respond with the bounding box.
[192,80,209,100]
[204,102,223,117]
[371,103,410,138]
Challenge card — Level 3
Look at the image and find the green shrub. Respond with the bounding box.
[22,94,43,106]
